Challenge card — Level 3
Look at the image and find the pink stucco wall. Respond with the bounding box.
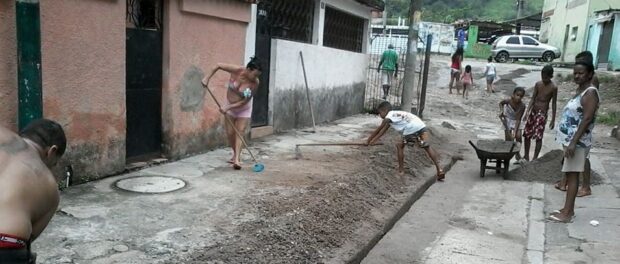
[40,0,126,181]
[162,0,250,157]
[0,1,17,130]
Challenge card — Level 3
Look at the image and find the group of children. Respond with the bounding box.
[449,50,498,99]
[364,63,557,183]
[499,65,557,162]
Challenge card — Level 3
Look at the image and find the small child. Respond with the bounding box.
[484,56,497,93]
[366,102,445,181]
[460,65,474,99]
[499,87,526,161]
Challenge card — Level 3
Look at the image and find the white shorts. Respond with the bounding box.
[561,146,590,173]
[381,71,394,86]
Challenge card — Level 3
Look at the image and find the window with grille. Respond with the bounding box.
[126,0,163,30]
[269,0,314,43]
[323,7,365,53]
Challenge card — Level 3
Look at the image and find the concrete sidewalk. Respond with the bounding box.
[544,146,620,264]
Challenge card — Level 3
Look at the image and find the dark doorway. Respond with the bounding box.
[252,1,272,127]
[125,0,163,160]
[598,20,614,64]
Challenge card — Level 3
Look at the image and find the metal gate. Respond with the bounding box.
[125,0,163,159]
[251,1,272,127]
[365,31,426,111]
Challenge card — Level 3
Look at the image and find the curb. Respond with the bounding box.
[525,183,545,264]
[346,156,460,264]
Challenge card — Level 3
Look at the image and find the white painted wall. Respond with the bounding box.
[244,4,257,64]
[270,39,368,92]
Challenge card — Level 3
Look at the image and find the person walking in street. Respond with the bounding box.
[202,57,262,170]
[523,65,557,161]
[449,47,464,94]
[460,65,474,99]
[377,44,399,100]
[484,56,497,94]
[549,60,599,223]
[0,119,67,263]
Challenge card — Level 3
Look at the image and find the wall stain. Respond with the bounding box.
[180,66,206,112]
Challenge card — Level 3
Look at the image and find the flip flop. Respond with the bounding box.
[547,214,574,223]
[232,163,242,170]
[551,209,562,215]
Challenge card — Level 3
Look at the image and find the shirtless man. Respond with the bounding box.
[522,65,557,161]
[0,119,66,263]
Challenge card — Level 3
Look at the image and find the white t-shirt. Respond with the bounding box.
[385,111,426,135]
[486,62,496,76]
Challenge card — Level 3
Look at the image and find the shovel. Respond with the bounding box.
[203,83,265,173]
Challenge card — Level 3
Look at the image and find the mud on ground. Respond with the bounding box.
[179,129,455,264]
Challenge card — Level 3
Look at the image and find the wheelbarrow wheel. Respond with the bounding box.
[480,159,486,178]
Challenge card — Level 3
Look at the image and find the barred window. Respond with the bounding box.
[126,0,163,30]
[269,0,314,43]
[323,7,365,53]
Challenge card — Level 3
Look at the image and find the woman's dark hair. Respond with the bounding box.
[246,56,262,72]
[19,119,67,155]
[452,47,464,60]
[465,65,471,73]
[575,51,594,64]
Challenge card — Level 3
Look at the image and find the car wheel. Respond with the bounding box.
[496,51,509,63]
[542,51,555,62]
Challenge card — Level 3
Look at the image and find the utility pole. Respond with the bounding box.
[16,0,43,130]
[401,0,422,113]
[516,0,525,20]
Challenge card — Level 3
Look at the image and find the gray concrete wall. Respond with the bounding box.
[273,83,365,131]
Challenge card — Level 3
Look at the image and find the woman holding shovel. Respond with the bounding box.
[202,57,262,170]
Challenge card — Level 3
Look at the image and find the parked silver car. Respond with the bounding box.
[491,35,561,63]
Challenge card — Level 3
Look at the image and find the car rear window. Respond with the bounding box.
[506,36,520,44]
[522,37,538,45]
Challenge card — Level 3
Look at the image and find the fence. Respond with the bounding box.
[365,34,427,112]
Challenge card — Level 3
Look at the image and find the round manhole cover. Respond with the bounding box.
[115,176,186,194]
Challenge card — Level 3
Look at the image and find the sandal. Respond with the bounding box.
[233,163,242,170]
[547,214,574,223]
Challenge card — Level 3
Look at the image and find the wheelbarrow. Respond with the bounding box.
[469,139,521,179]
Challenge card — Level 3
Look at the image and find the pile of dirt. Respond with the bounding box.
[184,129,449,264]
[506,149,604,184]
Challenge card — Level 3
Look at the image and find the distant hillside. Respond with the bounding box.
[385,0,544,23]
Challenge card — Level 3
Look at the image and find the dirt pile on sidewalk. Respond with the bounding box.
[185,129,451,264]
[507,149,603,184]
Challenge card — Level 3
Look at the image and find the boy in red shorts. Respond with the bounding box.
[523,65,557,161]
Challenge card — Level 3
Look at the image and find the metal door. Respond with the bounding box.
[126,0,163,159]
[251,1,271,127]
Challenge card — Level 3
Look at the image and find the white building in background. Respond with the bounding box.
[370,23,456,55]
